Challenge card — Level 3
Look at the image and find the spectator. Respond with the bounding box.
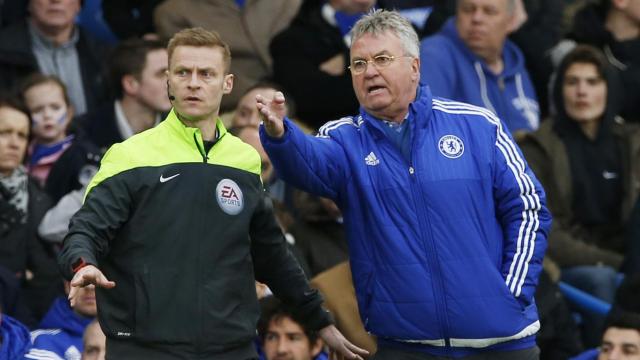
[0,309,31,359]
[45,37,170,204]
[288,190,348,277]
[231,82,294,129]
[0,0,109,116]
[259,10,550,358]
[270,0,375,128]
[519,45,640,346]
[20,73,74,187]
[81,319,106,360]
[555,0,640,123]
[24,281,96,360]
[153,0,302,113]
[0,95,58,322]
[570,274,640,360]
[257,296,327,360]
[101,0,162,40]
[421,0,564,119]
[420,0,540,136]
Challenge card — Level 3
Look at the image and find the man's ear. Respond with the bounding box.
[411,57,421,83]
[122,74,140,96]
[223,73,234,94]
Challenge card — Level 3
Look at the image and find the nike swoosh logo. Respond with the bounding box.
[159,173,180,183]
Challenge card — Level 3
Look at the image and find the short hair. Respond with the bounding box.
[351,9,420,59]
[19,73,71,107]
[0,91,29,117]
[241,79,297,119]
[167,27,231,73]
[559,45,609,81]
[108,37,166,99]
[257,296,319,346]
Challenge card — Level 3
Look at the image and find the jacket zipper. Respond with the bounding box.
[405,132,452,350]
[193,133,208,163]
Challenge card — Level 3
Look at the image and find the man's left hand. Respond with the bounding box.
[319,325,369,360]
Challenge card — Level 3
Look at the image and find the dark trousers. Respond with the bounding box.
[371,346,540,360]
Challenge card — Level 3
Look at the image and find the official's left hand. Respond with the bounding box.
[319,325,369,360]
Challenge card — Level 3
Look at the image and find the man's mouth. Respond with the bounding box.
[367,85,386,94]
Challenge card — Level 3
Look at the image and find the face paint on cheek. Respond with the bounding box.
[55,111,68,125]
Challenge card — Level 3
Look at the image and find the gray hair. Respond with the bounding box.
[351,9,420,59]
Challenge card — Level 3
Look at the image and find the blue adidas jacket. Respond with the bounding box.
[260,86,551,357]
[0,314,31,359]
[420,18,540,134]
[24,297,93,360]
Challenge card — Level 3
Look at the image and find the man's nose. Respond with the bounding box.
[188,71,200,88]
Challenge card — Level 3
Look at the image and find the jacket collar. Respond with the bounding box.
[163,108,228,149]
[362,85,433,140]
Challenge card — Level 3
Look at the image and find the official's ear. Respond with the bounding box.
[223,74,234,94]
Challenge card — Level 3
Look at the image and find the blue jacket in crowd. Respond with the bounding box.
[420,18,540,134]
[261,86,551,357]
[0,314,31,359]
[24,297,93,360]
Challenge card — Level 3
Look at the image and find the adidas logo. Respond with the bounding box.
[365,152,380,166]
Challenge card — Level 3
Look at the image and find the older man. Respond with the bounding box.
[259,9,550,359]
[0,0,108,115]
[420,0,539,136]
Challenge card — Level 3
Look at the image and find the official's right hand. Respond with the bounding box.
[69,265,115,307]
[256,91,286,139]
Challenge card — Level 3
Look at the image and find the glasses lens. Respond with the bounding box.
[351,60,367,74]
[374,55,393,68]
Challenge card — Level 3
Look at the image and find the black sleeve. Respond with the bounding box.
[57,175,132,280]
[101,0,160,39]
[250,192,333,331]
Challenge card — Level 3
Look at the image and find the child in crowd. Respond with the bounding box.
[21,74,74,186]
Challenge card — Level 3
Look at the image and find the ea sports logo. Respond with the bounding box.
[216,179,243,215]
[438,135,464,159]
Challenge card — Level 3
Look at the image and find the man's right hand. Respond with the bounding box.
[256,92,286,139]
[69,265,115,306]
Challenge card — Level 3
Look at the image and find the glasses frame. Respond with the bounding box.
[348,54,413,75]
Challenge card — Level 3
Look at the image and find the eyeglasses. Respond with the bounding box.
[348,54,413,75]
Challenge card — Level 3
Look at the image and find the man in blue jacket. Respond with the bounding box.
[420,0,539,136]
[258,9,551,359]
[24,282,95,360]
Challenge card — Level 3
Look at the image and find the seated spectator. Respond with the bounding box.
[420,0,540,136]
[270,0,375,128]
[570,274,640,360]
[0,94,58,322]
[20,74,74,187]
[554,0,640,123]
[45,37,169,203]
[153,0,302,112]
[0,307,31,359]
[519,45,640,346]
[421,0,564,119]
[81,319,106,360]
[289,190,348,277]
[231,82,294,129]
[257,296,327,360]
[24,281,96,360]
[0,0,109,116]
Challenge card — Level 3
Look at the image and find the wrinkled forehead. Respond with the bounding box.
[350,31,403,58]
